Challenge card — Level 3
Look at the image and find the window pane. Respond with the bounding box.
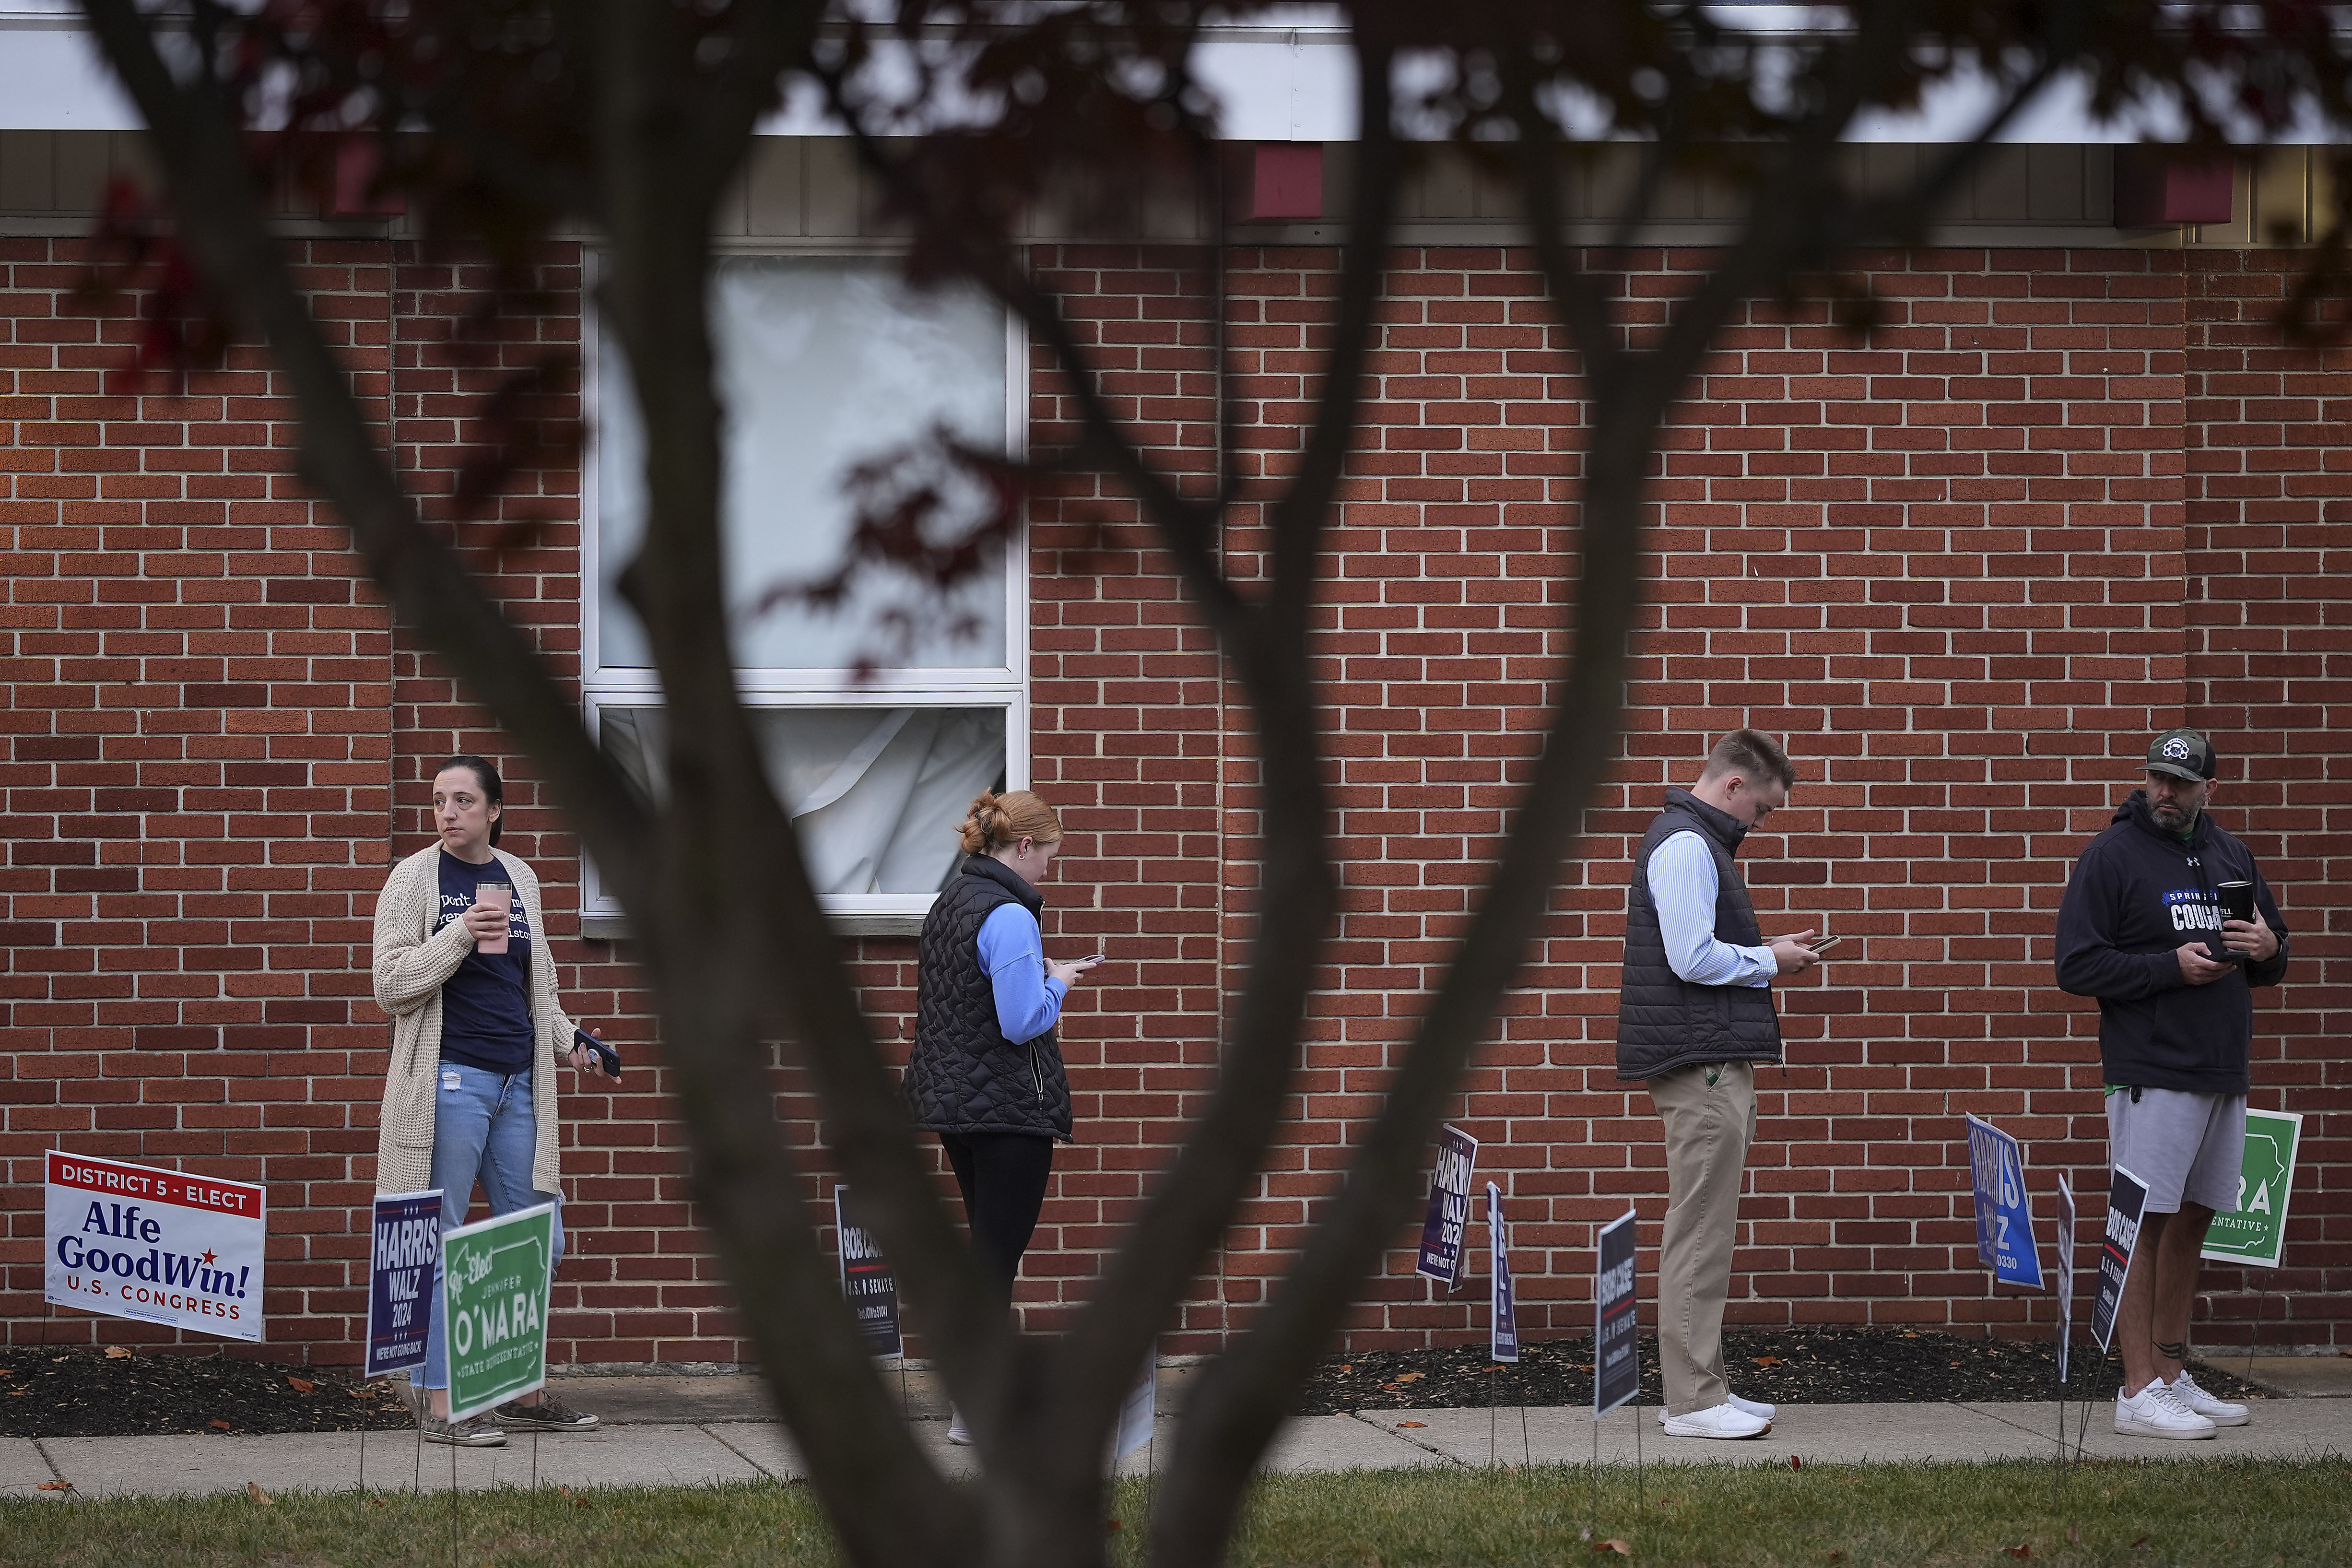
[601,706,1006,896]
[597,258,1010,672]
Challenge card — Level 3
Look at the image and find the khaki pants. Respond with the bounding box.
[1646,1060,1757,1416]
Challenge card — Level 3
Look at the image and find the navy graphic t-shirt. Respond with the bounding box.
[435,850,534,1075]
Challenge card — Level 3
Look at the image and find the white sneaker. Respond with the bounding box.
[1660,1402,1771,1439]
[1658,1393,1776,1425]
[945,1406,972,1446]
[2164,1373,2250,1427]
[2114,1382,2216,1440]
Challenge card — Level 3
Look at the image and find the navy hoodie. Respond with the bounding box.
[2054,791,2288,1095]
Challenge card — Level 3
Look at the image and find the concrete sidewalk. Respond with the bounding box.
[6,1366,2344,1501]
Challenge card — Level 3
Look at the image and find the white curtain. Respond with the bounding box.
[601,707,1005,895]
[595,257,1009,672]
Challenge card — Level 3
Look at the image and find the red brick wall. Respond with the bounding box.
[0,236,396,1351]
[2183,250,2352,1344]
[3,236,2343,1364]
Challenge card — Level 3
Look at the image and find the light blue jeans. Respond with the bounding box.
[423,1060,564,1391]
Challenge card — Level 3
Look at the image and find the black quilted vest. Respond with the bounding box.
[906,855,1072,1140]
[1615,789,1784,1081]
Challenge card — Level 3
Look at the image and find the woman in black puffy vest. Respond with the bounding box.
[906,790,1097,1441]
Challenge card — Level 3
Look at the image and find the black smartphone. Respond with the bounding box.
[573,1027,622,1081]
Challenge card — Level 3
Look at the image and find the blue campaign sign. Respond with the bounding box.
[1414,1124,1478,1287]
[1964,1114,2044,1289]
[365,1189,441,1379]
[1485,1181,1518,1365]
[1592,1207,1640,1416]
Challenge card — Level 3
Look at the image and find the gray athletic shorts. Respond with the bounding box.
[2106,1087,2246,1214]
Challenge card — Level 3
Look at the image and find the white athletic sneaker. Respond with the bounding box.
[1660,1402,1771,1440]
[2113,1382,2216,1440]
[1658,1393,1776,1425]
[2164,1373,2250,1427]
[946,1407,972,1446]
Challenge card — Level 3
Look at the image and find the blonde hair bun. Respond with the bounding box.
[958,789,1065,855]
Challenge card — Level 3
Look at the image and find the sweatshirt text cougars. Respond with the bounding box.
[2053,790,2288,1095]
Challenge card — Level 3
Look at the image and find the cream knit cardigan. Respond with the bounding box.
[372,843,576,1198]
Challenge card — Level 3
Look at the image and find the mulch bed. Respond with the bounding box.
[0,1329,2270,1436]
[0,1346,415,1438]
[1291,1327,2270,1417]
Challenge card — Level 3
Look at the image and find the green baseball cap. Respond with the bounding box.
[2145,728,2218,782]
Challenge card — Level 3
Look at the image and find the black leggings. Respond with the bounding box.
[938,1132,1055,1305]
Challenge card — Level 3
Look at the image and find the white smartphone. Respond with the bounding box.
[1807,935,1841,955]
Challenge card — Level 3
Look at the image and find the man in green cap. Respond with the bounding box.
[2055,728,2288,1440]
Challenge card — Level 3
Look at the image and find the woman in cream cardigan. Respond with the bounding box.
[374,755,616,1446]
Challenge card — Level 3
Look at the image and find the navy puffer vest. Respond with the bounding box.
[1615,789,1784,1081]
[906,855,1072,1140]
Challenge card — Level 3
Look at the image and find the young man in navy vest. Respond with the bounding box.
[2056,728,2286,1440]
[1618,729,1822,1439]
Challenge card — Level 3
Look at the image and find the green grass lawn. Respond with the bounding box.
[3,1458,2345,1566]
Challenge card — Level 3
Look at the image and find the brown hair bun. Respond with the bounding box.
[958,789,1064,855]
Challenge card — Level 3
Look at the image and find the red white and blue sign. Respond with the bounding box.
[366,1190,442,1379]
[44,1150,265,1342]
[1964,1113,2045,1289]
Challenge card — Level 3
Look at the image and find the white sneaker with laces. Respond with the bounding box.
[946,1407,972,1446]
[2164,1373,2250,1427]
[1658,1393,1776,1425]
[2113,1382,2216,1440]
[1660,1402,1771,1440]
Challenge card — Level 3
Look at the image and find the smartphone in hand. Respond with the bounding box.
[1806,934,1841,955]
[572,1026,622,1080]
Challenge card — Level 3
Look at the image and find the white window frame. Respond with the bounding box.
[579,248,1029,929]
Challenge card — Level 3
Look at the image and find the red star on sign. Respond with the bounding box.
[200,1251,218,1266]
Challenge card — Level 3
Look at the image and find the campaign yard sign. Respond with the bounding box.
[441,1202,554,1422]
[2054,1173,2077,1385]
[2089,1166,2150,1354]
[45,1151,265,1342]
[2201,1108,2304,1269]
[1414,1124,1478,1288]
[1964,1114,2045,1289]
[1593,1206,1640,1416]
[1486,1181,1518,1365]
[366,1190,441,1379]
[834,1185,903,1358]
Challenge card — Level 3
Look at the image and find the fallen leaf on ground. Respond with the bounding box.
[1396,1421,1427,1428]
[1592,1539,1632,1556]
[1752,1356,1782,1368]
[1789,1455,1802,1471]
[1105,1520,1123,1533]
[209,1419,232,1431]
[2130,1537,2152,1552]
[1826,1555,1844,1564]
[247,1482,273,1506]
[1393,1372,1424,1383]
[286,1377,315,1393]
[1338,1364,1352,1373]
[0,1368,11,1377]
[365,1498,386,1509]
[2069,1525,2082,1543]
[2002,1545,2032,1560]
[104,1346,132,1360]
[36,1480,73,1493]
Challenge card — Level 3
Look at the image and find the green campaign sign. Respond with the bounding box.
[441,1202,554,1421]
[2201,1108,2303,1269]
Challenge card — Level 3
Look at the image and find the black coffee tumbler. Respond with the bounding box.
[2217,880,2255,923]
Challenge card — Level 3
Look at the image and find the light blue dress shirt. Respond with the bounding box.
[975,901,1068,1043]
[1647,831,1776,988]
